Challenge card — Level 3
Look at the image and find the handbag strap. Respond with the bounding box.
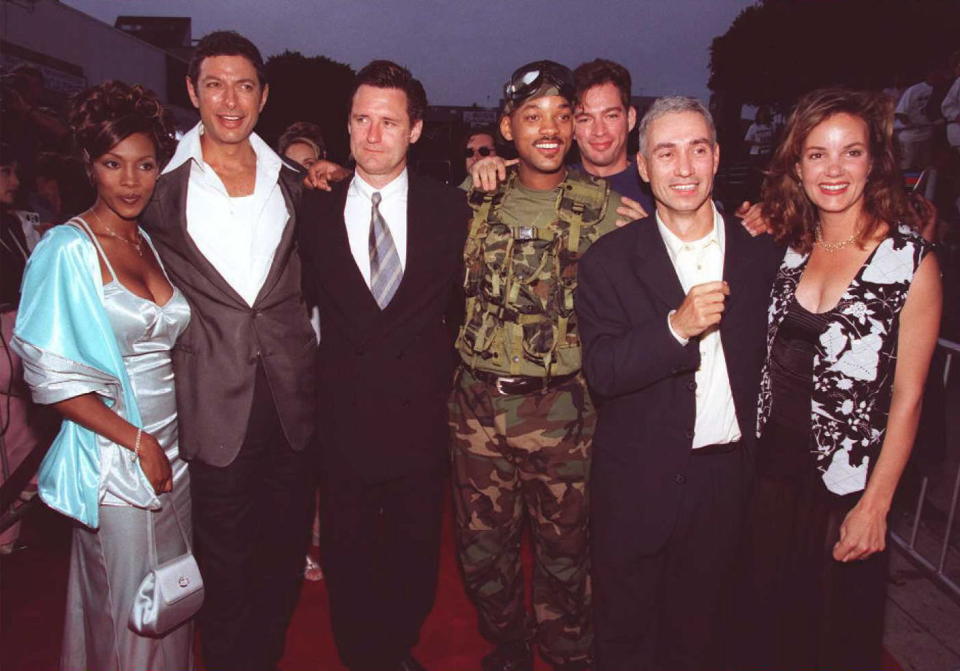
[165,488,193,554]
[146,483,192,569]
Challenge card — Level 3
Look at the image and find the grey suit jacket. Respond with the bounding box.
[140,161,318,467]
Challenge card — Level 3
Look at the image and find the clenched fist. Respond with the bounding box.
[669,281,729,340]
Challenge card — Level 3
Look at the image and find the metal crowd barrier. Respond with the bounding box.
[889,337,960,603]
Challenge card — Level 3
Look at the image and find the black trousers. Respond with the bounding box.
[593,447,751,671]
[190,367,314,671]
[320,462,444,671]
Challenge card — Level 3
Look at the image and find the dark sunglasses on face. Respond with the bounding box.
[465,146,495,158]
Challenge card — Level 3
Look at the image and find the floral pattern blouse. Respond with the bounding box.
[756,225,931,495]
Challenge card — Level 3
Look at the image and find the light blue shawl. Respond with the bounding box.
[12,223,160,528]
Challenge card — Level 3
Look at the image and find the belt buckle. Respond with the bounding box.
[495,376,516,395]
[514,226,536,241]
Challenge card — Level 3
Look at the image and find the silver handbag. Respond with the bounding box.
[128,494,204,636]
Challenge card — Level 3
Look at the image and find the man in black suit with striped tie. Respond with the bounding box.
[298,60,469,671]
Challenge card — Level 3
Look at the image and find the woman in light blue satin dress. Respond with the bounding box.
[13,81,193,671]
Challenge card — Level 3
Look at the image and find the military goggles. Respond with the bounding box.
[503,60,575,112]
[464,146,495,159]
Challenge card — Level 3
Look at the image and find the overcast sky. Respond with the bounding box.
[62,0,756,106]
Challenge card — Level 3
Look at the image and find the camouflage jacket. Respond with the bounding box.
[456,169,618,378]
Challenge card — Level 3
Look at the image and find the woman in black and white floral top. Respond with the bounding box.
[736,89,942,670]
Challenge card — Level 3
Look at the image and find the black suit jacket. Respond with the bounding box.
[298,173,469,484]
[576,214,782,554]
[140,162,319,467]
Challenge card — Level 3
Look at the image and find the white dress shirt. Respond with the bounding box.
[164,123,288,306]
[343,170,409,288]
[657,205,742,449]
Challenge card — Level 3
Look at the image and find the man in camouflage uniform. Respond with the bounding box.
[450,60,624,671]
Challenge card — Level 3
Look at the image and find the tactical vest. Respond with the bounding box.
[456,169,610,379]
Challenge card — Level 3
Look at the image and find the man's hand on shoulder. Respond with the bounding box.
[470,156,517,192]
[735,201,771,237]
[305,160,353,191]
[615,196,648,228]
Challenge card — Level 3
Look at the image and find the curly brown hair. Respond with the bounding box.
[761,88,918,253]
[69,81,176,168]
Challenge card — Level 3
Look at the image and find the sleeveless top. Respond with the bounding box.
[71,218,191,505]
[758,300,830,480]
[756,225,931,495]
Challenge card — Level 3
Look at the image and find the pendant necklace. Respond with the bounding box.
[90,209,143,257]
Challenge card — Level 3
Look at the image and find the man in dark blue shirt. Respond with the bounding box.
[570,59,654,216]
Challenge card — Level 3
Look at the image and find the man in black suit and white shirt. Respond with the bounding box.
[576,97,781,671]
[298,60,468,671]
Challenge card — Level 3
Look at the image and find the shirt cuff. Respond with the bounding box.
[667,310,689,346]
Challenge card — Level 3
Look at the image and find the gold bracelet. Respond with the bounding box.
[132,428,143,462]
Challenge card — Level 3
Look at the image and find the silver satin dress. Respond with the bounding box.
[59,223,193,671]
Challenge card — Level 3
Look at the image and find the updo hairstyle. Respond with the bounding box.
[68,81,176,168]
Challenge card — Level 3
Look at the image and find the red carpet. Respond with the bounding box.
[1,497,904,671]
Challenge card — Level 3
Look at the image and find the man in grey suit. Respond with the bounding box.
[140,31,317,671]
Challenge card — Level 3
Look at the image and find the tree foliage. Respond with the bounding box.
[256,51,355,161]
[709,0,960,106]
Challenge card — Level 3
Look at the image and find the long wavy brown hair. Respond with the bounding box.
[761,88,918,253]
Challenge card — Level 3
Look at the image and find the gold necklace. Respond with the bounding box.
[89,209,143,257]
[814,226,857,253]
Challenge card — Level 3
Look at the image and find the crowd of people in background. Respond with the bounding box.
[0,29,957,671]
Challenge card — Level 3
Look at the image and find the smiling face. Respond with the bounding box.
[349,84,422,188]
[637,110,719,221]
[500,95,573,189]
[90,132,159,222]
[796,112,871,220]
[574,82,636,176]
[284,141,320,170]
[0,163,19,206]
[187,54,268,148]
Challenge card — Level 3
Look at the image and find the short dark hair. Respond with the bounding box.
[573,59,631,110]
[463,127,497,150]
[277,121,326,158]
[351,60,427,123]
[188,31,266,88]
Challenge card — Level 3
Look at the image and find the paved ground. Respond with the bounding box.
[885,349,960,671]
[885,548,960,670]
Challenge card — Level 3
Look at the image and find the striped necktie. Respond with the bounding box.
[368,191,402,309]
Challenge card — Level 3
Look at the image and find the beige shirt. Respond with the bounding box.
[658,205,742,449]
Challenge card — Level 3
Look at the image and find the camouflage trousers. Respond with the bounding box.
[449,366,595,667]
